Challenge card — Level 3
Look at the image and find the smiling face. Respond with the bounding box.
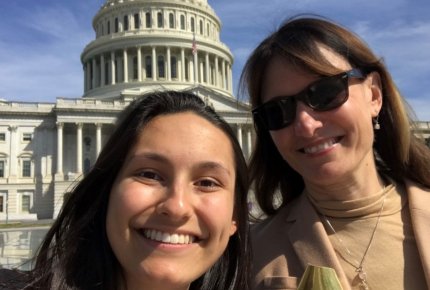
[261,46,382,192]
[106,112,237,290]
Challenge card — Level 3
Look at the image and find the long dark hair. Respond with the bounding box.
[27,91,250,290]
[240,15,430,216]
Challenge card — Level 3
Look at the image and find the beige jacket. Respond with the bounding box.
[251,181,430,290]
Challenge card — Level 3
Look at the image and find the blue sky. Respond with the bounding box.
[1,0,430,120]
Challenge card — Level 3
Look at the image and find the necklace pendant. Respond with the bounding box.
[356,267,369,290]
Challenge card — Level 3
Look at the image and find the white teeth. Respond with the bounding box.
[304,139,336,154]
[143,229,195,244]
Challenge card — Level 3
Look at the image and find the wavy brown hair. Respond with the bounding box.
[240,15,430,216]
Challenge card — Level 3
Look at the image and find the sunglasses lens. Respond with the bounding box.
[307,77,348,110]
[256,98,295,130]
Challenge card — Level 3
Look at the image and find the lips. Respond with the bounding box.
[141,229,197,244]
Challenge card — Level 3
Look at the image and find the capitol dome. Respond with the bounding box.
[81,0,234,100]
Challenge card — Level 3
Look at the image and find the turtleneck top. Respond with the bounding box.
[307,183,427,289]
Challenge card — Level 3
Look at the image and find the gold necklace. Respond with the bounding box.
[322,195,386,290]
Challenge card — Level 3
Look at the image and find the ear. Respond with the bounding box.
[229,220,238,236]
[367,71,383,117]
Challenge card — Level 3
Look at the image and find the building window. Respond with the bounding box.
[124,15,129,31]
[134,13,140,29]
[191,18,195,32]
[157,12,163,28]
[145,56,152,78]
[180,15,185,30]
[20,192,33,213]
[207,23,210,36]
[0,160,4,177]
[0,193,5,213]
[22,133,33,142]
[22,160,31,177]
[133,56,138,80]
[169,13,174,29]
[200,20,203,35]
[0,133,5,142]
[107,20,111,34]
[158,55,165,78]
[145,12,151,28]
[114,18,119,33]
[171,56,177,79]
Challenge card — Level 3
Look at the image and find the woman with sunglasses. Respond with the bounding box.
[241,15,430,290]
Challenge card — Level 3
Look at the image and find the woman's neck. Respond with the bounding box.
[304,170,386,201]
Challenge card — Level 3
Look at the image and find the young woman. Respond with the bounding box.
[19,91,250,290]
[241,15,430,290]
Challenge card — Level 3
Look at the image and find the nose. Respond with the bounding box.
[293,102,323,137]
[156,184,192,222]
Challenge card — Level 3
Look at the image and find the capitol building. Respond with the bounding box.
[1,0,429,222]
[0,0,254,221]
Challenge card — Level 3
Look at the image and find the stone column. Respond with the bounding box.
[167,47,171,81]
[152,46,157,81]
[247,128,252,159]
[96,123,102,157]
[199,61,204,84]
[193,50,198,84]
[100,54,105,87]
[181,48,185,81]
[123,49,128,83]
[76,123,83,174]
[8,126,18,177]
[205,52,210,84]
[237,125,243,148]
[92,58,97,89]
[56,122,63,175]
[229,63,233,91]
[222,60,226,90]
[111,51,116,85]
[84,63,88,92]
[214,56,219,87]
[137,47,142,81]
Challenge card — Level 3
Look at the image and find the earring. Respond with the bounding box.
[373,116,380,130]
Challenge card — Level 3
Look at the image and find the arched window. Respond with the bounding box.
[199,20,203,35]
[145,12,151,28]
[169,13,174,28]
[180,15,185,30]
[145,56,152,78]
[134,13,140,29]
[157,12,163,28]
[124,15,129,31]
[107,20,111,34]
[171,56,177,79]
[191,18,195,32]
[158,55,165,78]
[114,18,119,33]
[207,23,210,37]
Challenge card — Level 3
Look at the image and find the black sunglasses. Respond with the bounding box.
[252,68,365,131]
